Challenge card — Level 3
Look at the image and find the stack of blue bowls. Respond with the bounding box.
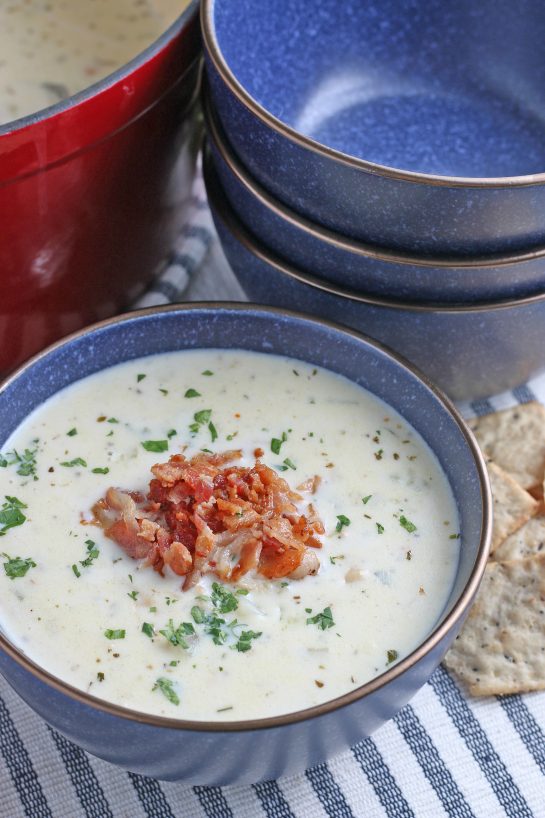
[201,0,545,400]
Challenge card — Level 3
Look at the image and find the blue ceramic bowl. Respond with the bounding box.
[0,304,490,784]
[203,0,545,256]
[205,160,545,401]
[204,98,545,304]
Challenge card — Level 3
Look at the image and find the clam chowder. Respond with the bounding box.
[0,350,460,720]
[0,0,190,124]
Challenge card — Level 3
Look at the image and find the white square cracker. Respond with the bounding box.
[468,402,545,490]
[493,516,545,562]
[488,462,538,553]
[443,555,545,696]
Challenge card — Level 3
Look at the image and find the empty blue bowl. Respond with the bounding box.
[205,157,545,401]
[0,304,490,783]
[203,0,545,255]
[204,96,545,304]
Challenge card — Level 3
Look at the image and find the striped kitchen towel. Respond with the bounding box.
[2,164,545,818]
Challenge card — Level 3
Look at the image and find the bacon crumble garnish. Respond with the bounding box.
[93,451,324,588]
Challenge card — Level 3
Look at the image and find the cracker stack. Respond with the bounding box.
[444,402,545,696]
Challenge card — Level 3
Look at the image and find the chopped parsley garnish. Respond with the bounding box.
[191,605,205,624]
[194,409,212,424]
[0,496,27,536]
[1,445,39,480]
[211,582,239,613]
[184,388,201,398]
[141,440,168,453]
[127,590,139,601]
[80,540,99,568]
[2,552,36,579]
[141,622,154,638]
[234,630,262,652]
[152,677,179,706]
[167,429,177,439]
[306,606,335,630]
[107,417,119,424]
[282,457,296,470]
[159,389,168,396]
[97,672,105,682]
[91,467,109,474]
[362,495,372,505]
[270,431,288,455]
[159,619,194,649]
[209,421,218,442]
[72,564,81,578]
[329,555,344,564]
[449,533,461,540]
[387,649,398,664]
[399,515,417,533]
[335,514,351,532]
[137,373,146,383]
[60,457,87,468]
[67,428,78,437]
[376,522,385,534]
[104,629,125,640]
[202,370,214,376]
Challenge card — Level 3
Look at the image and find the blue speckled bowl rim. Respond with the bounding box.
[205,154,545,312]
[202,0,545,188]
[0,0,198,138]
[204,90,545,268]
[0,302,491,733]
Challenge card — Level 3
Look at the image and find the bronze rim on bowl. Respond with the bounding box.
[204,150,545,314]
[201,0,545,188]
[203,87,545,269]
[0,301,492,732]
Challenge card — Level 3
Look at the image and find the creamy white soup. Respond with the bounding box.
[0,0,190,124]
[0,350,460,720]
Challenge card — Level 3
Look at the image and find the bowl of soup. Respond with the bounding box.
[0,0,200,377]
[0,303,491,783]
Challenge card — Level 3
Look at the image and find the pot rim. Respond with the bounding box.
[204,88,545,268]
[205,153,545,312]
[202,0,545,189]
[0,0,199,138]
[0,302,491,733]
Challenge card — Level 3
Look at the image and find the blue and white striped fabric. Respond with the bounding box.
[3,166,545,818]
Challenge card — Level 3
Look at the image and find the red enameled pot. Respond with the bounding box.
[0,1,201,376]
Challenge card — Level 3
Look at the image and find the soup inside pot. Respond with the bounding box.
[0,0,191,124]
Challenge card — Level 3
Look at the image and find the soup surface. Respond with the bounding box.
[0,350,460,720]
[0,0,191,125]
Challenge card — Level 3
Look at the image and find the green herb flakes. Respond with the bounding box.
[271,431,288,455]
[79,540,99,569]
[142,622,154,638]
[282,457,296,470]
[335,514,351,532]
[306,606,335,630]
[60,457,87,468]
[399,515,417,534]
[137,373,146,383]
[233,630,262,652]
[191,605,205,624]
[159,389,168,396]
[376,522,385,534]
[0,496,27,536]
[194,409,212,425]
[211,582,239,613]
[159,619,194,649]
[209,421,218,443]
[167,429,177,439]
[362,495,372,505]
[184,388,201,398]
[387,649,398,664]
[202,370,214,376]
[141,440,168,453]
[67,428,77,437]
[104,629,125,640]
[1,446,39,480]
[127,590,139,601]
[72,564,81,578]
[152,677,179,706]
[2,552,36,579]
[91,467,109,474]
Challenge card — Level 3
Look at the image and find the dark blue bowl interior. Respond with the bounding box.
[213,0,545,177]
[0,306,485,631]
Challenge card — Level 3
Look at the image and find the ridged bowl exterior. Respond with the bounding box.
[0,304,489,783]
